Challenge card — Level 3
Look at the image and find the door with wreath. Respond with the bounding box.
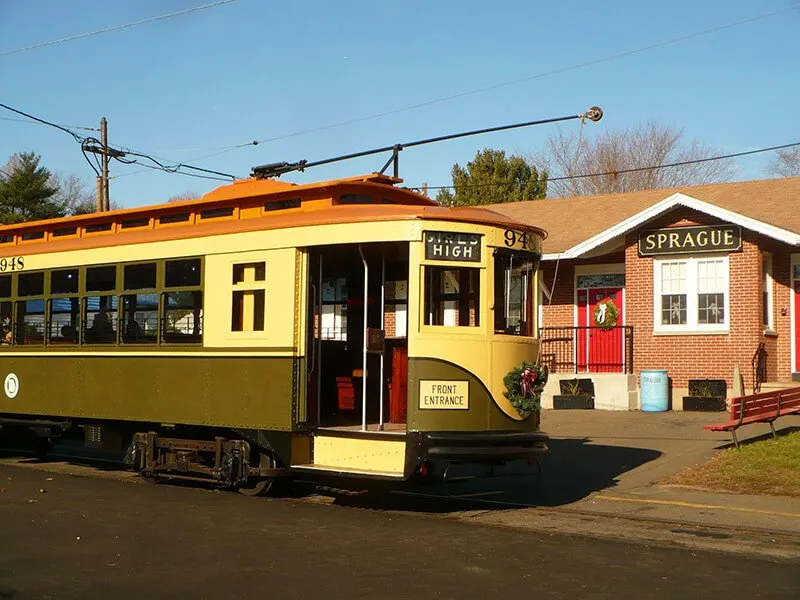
[576,286,624,373]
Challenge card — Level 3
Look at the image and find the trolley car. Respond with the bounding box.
[0,172,548,494]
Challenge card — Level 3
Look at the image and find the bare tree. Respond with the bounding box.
[534,121,735,197]
[767,146,800,178]
[168,190,198,203]
[50,172,93,213]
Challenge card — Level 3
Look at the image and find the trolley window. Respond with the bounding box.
[49,298,80,345]
[165,259,201,288]
[86,266,116,292]
[0,275,10,298]
[231,261,266,332]
[424,266,480,327]
[494,253,535,336]
[163,291,203,343]
[84,296,118,344]
[15,299,45,345]
[51,269,79,295]
[124,262,157,290]
[0,300,14,346]
[18,272,44,297]
[121,293,158,344]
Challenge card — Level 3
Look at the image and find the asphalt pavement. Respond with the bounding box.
[0,465,797,600]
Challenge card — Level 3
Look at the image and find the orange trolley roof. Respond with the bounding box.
[0,174,546,257]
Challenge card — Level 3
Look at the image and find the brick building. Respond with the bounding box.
[492,177,800,410]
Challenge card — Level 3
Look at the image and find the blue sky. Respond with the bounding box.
[1,0,798,208]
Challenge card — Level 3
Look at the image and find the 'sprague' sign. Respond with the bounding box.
[424,231,482,262]
[638,225,742,256]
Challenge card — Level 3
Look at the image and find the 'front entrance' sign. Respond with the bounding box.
[419,380,469,409]
[638,225,742,256]
[424,231,482,262]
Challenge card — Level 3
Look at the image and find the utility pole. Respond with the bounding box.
[95,176,103,212]
[101,117,109,212]
[85,117,124,212]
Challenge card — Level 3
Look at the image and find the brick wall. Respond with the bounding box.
[540,207,796,389]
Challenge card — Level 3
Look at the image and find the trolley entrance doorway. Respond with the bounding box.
[304,243,409,431]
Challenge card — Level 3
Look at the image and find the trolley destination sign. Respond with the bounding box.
[638,224,742,256]
[424,231,482,262]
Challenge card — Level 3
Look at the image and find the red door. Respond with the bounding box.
[577,287,624,373]
[795,282,800,372]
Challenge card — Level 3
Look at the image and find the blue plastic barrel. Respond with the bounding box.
[640,370,669,412]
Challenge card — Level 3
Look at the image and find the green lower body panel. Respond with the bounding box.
[407,357,541,433]
[0,354,299,430]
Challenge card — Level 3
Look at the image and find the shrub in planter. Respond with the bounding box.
[683,378,726,411]
[553,378,595,409]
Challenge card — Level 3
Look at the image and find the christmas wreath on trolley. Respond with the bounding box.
[503,361,548,418]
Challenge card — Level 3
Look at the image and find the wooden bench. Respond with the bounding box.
[704,386,800,448]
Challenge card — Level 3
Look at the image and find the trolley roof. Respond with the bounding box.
[0,173,546,256]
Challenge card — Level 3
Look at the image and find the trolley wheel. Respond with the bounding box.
[237,477,276,497]
[33,437,54,459]
[236,449,283,497]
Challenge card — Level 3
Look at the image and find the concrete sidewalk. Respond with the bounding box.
[482,409,800,558]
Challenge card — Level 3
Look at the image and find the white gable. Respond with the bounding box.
[542,192,800,260]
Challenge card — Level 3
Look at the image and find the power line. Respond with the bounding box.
[0,102,237,183]
[186,4,798,161]
[0,101,85,143]
[1,115,100,131]
[419,141,800,191]
[0,0,238,57]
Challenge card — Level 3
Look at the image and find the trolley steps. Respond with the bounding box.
[291,431,407,479]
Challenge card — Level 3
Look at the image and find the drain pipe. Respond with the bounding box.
[358,245,368,432]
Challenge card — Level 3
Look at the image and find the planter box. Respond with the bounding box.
[688,379,726,397]
[682,396,726,412]
[553,394,595,410]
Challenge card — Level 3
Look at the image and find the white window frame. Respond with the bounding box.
[762,253,774,333]
[653,255,730,334]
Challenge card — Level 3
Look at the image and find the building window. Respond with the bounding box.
[320,277,347,341]
[494,252,535,336]
[697,260,725,324]
[424,267,480,327]
[762,255,773,331]
[659,261,686,325]
[654,256,729,333]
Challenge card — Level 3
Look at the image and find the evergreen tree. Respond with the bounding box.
[436,148,547,206]
[0,152,67,223]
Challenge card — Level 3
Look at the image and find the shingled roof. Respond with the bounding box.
[489,177,800,257]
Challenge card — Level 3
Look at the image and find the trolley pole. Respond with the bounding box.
[101,117,110,212]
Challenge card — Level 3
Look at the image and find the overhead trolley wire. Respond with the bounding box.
[185,4,798,162]
[0,0,238,58]
[417,141,800,192]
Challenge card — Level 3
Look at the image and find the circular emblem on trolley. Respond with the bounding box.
[4,373,19,399]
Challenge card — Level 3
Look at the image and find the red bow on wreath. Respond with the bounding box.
[521,368,537,398]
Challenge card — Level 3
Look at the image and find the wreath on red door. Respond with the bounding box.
[593,299,620,330]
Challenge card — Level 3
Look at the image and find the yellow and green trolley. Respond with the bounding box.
[0,172,548,494]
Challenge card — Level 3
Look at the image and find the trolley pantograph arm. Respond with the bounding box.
[251,106,603,179]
